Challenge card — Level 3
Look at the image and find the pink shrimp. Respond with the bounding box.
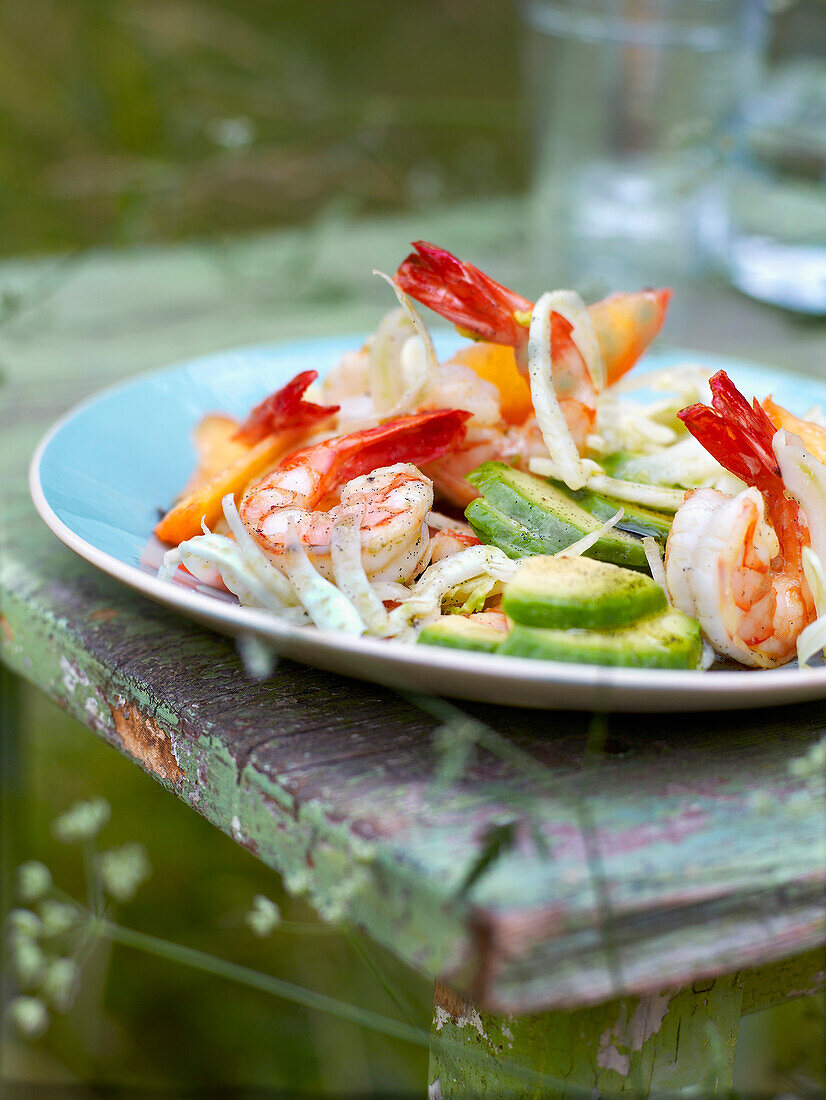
[665,371,815,667]
[240,408,470,582]
[394,242,671,504]
[395,241,671,436]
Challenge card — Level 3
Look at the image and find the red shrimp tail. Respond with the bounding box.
[394,241,533,348]
[234,370,339,445]
[335,408,472,487]
[678,370,781,493]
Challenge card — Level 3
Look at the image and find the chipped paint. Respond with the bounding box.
[597,990,673,1076]
[89,607,120,622]
[60,655,90,696]
[109,699,183,784]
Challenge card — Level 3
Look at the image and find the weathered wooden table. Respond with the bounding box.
[2,204,825,1096]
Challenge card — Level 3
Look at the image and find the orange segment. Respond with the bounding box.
[184,414,250,494]
[589,288,672,387]
[155,431,298,546]
[450,343,533,425]
[763,396,826,465]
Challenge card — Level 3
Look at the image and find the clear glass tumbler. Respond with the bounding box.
[716,51,826,314]
[521,0,765,294]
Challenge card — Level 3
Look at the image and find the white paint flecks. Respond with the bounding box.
[598,1010,631,1076]
[628,990,672,1052]
[434,1004,491,1045]
[59,656,89,696]
[597,991,673,1077]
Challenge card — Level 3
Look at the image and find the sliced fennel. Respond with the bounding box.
[642,536,667,597]
[528,292,586,491]
[373,271,438,415]
[330,509,389,635]
[556,507,624,559]
[527,455,686,512]
[543,289,605,392]
[387,545,517,638]
[283,525,365,636]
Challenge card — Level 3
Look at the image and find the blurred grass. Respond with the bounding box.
[3,684,432,1093]
[0,0,526,256]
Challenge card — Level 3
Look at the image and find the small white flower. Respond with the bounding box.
[244,895,281,938]
[38,900,78,938]
[7,909,42,941]
[52,799,111,843]
[7,996,49,1039]
[97,843,151,902]
[41,957,79,1012]
[16,862,52,903]
[12,938,46,988]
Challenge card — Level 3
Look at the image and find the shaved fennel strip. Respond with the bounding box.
[221,494,298,605]
[159,548,183,581]
[699,640,716,671]
[177,532,299,615]
[374,271,438,414]
[529,455,686,511]
[799,547,826,667]
[528,292,586,491]
[387,546,517,636]
[543,289,605,392]
[283,526,365,636]
[330,510,389,635]
[372,580,410,602]
[642,536,667,597]
[556,508,624,559]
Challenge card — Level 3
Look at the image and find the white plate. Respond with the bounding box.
[30,334,826,711]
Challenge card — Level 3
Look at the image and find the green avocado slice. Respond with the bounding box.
[497,608,702,669]
[573,488,673,544]
[418,616,506,653]
[502,555,667,630]
[465,462,648,569]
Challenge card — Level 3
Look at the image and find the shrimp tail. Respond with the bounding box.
[279,408,472,502]
[395,243,671,391]
[678,370,807,565]
[234,370,340,445]
[394,241,533,347]
[678,370,780,492]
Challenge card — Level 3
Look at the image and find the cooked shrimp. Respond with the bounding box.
[665,371,815,668]
[240,408,470,583]
[428,526,481,564]
[395,241,671,446]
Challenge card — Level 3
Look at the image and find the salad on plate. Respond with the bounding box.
[154,243,826,672]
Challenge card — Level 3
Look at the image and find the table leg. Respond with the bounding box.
[428,977,743,1098]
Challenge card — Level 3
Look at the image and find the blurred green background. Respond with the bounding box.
[0,0,524,257]
[2,1,824,1096]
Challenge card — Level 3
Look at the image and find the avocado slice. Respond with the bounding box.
[498,608,702,669]
[465,498,548,560]
[466,462,648,569]
[418,615,507,653]
[573,488,673,544]
[502,555,666,630]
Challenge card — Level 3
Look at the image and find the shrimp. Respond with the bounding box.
[395,241,670,432]
[665,371,815,668]
[239,408,470,583]
[394,242,671,503]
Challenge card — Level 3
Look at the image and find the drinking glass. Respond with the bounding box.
[714,50,826,313]
[521,0,766,293]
